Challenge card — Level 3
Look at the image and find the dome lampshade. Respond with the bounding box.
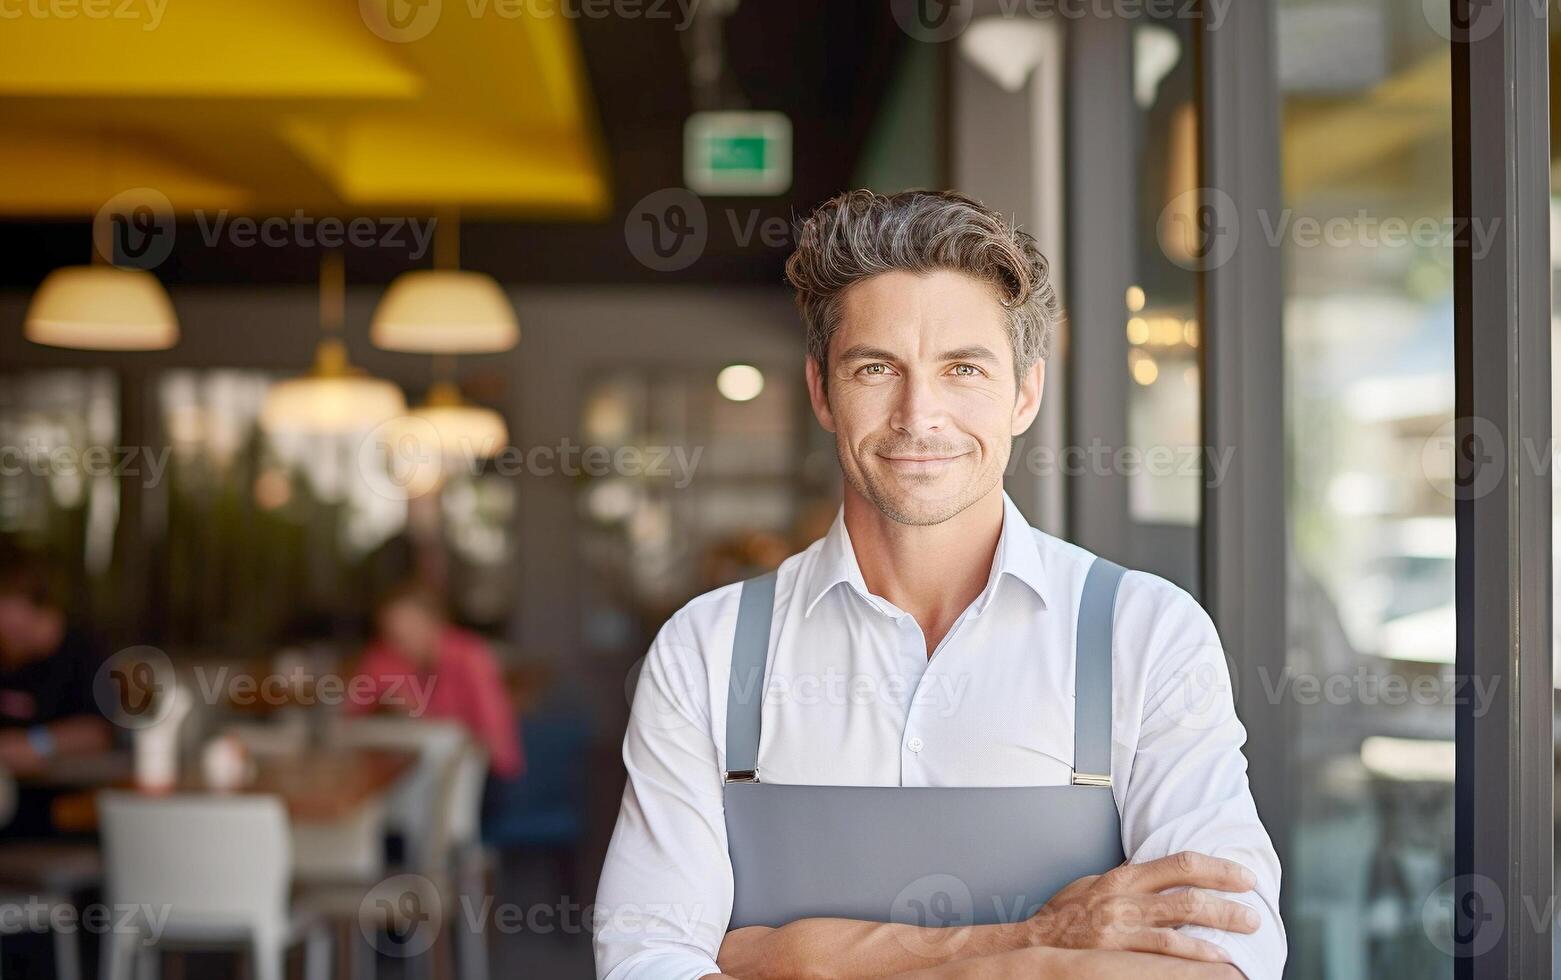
[370,270,518,354]
[260,339,406,435]
[409,381,508,460]
[25,265,179,351]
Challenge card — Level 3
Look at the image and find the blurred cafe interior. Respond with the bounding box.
[0,1,1560,978]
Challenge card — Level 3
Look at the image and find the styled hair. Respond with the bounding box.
[784,189,1062,383]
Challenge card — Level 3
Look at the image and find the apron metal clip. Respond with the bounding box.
[1070,772,1112,788]
[724,769,760,784]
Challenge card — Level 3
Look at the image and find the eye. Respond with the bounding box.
[949,363,984,378]
[858,363,895,378]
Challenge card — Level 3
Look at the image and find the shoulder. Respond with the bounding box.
[648,538,823,672]
[659,537,823,645]
[1029,528,1221,675]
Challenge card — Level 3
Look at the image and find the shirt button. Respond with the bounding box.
[907,736,924,753]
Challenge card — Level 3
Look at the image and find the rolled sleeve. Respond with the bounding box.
[595,601,736,980]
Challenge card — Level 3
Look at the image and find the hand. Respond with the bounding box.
[1026,851,1259,963]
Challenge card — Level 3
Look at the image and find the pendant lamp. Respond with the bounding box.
[261,254,405,435]
[370,210,518,354]
[25,223,179,350]
[408,375,508,461]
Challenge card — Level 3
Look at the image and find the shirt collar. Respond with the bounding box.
[802,491,1050,618]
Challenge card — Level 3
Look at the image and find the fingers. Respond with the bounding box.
[1141,889,1261,934]
[1115,928,1234,964]
[1107,851,1256,895]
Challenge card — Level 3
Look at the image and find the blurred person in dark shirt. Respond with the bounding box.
[0,554,111,832]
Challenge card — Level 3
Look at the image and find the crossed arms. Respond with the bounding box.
[705,850,1258,979]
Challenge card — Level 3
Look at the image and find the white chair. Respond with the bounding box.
[296,718,469,979]
[288,716,467,885]
[323,717,469,873]
[98,792,330,980]
[428,744,492,980]
[300,722,490,980]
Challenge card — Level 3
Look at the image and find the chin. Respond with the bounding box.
[865,479,978,527]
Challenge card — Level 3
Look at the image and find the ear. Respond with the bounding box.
[805,355,836,433]
[1010,359,1045,436]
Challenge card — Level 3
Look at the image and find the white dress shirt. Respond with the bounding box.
[594,493,1285,980]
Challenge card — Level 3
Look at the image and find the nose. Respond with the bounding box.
[889,370,949,437]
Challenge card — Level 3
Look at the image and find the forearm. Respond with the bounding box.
[48,714,112,754]
[891,948,1245,980]
[716,917,1036,980]
[0,715,112,773]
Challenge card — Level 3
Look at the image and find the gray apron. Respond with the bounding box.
[723,557,1128,930]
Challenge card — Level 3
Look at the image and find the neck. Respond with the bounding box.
[844,486,1005,656]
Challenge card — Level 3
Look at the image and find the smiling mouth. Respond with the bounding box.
[879,452,970,466]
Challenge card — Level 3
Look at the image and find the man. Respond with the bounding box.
[0,553,112,833]
[594,191,1283,979]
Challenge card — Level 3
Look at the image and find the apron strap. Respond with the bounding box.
[725,571,778,782]
[1072,557,1127,787]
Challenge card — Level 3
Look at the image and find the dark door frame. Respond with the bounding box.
[1450,0,1554,975]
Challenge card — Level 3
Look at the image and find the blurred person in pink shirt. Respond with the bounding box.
[349,583,523,779]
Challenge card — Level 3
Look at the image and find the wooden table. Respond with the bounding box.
[30,747,417,832]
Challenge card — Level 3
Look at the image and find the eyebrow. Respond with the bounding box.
[834,344,1001,364]
[835,344,901,363]
[937,345,1000,363]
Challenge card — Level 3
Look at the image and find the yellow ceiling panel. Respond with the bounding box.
[282,114,607,213]
[0,0,608,218]
[0,0,423,99]
[0,128,250,214]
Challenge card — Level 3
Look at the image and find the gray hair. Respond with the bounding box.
[784,189,1062,384]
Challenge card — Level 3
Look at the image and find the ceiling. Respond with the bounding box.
[0,1,907,287]
[0,0,608,217]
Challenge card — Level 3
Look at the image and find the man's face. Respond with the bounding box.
[806,269,1044,526]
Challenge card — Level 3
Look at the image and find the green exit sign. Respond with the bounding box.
[684,111,792,196]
